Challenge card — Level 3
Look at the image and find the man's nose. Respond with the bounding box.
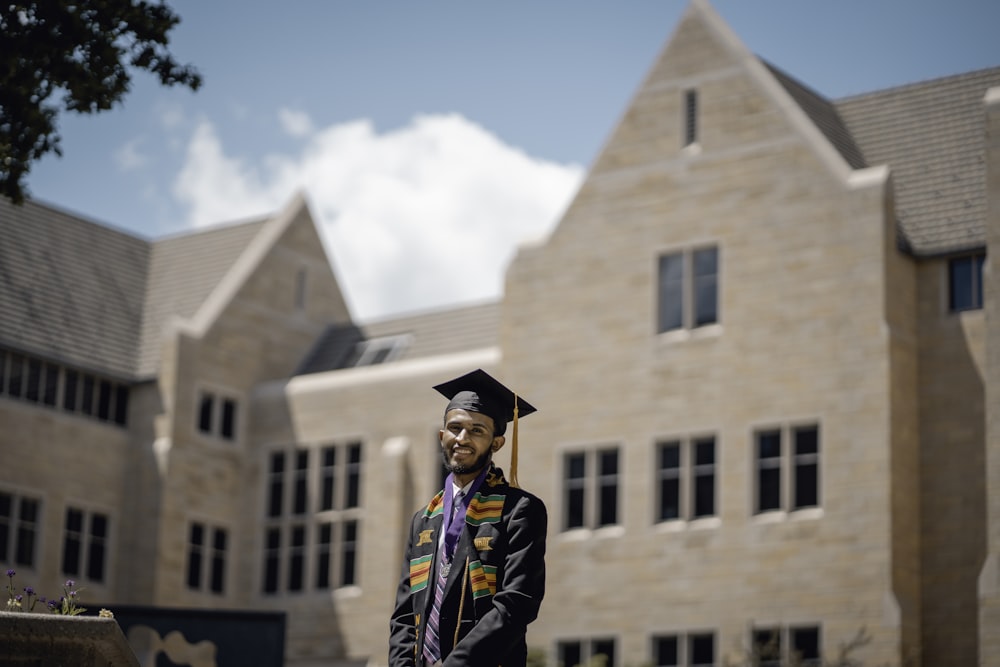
[455,429,471,443]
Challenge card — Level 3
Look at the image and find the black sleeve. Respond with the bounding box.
[388,515,419,667]
[444,493,547,666]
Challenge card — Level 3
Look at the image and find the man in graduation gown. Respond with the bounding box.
[389,369,547,667]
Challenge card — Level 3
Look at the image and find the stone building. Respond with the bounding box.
[1,1,998,665]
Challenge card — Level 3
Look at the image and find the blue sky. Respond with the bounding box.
[24,0,1000,321]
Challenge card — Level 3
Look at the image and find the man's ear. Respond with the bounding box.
[491,435,506,453]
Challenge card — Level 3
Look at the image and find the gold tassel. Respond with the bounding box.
[510,394,519,488]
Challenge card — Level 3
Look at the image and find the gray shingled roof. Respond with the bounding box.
[0,197,268,380]
[764,61,868,170]
[835,67,1000,256]
[135,218,267,377]
[298,300,500,375]
[5,65,997,382]
[0,198,149,379]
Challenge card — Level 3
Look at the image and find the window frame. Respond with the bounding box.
[947,251,986,313]
[561,446,621,532]
[751,625,821,667]
[61,506,110,584]
[683,89,698,147]
[0,490,41,568]
[0,348,129,427]
[753,423,822,516]
[186,520,229,595]
[652,631,716,667]
[655,435,717,523]
[557,637,617,667]
[261,441,364,596]
[657,245,720,335]
[346,334,412,367]
[194,385,242,443]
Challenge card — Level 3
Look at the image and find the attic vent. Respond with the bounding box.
[684,89,698,146]
[347,334,412,367]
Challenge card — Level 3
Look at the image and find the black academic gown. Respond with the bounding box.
[389,465,547,667]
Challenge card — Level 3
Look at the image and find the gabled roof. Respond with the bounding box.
[298,300,499,375]
[0,197,268,380]
[136,217,268,377]
[835,67,1000,255]
[764,61,867,171]
[0,198,149,378]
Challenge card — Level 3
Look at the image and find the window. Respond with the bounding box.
[25,359,41,402]
[321,447,336,511]
[97,380,112,421]
[81,375,94,416]
[187,522,228,594]
[562,447,620,531]
[752,626,820,667]
[0,349,129,427]
[948,252,985,312]
[341,519,358,586]
[653,632,715,667]
[0,492,39,567]
[8,354,24,398]
[293,449,309,515]
[262,441,364,594]
[43,363,58,406]
[754,425,821,514]
[684,89,698,146]
[210,528,227,593]
[791,627,820,667]
[196,390,239,441]
[656,436,717,522]
[316,522,332,589]
[62,508,108,583]
[63,370,78,410]
[345,334,411,367]
[288,524,306,592]
[558,638,616,667]
[657,246,719,333]
[753,628,782,667]
[263,528,281,594]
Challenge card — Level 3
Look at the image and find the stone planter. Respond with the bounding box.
[0,611,140,666]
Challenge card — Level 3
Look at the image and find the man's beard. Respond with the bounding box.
[442,448,492,476]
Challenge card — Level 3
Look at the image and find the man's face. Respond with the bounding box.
[439,408,504,477]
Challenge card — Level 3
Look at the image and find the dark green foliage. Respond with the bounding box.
[0,1,201,202]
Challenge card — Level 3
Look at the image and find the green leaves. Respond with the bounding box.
[0,0,202,203]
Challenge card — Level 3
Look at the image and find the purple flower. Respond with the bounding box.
[5,569,14,577]
[64,579,75,588]
[23,586,34,595]
[68,590,77,598]
[47,600,58,610]
[14,594,22,603]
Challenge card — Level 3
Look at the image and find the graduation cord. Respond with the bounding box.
[454,556,470,649]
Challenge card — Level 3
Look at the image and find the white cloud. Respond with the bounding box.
[278,108,314,138]
[173,113,583,321]
[114,138,148,171]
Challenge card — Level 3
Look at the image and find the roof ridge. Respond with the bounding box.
[152,213,271,243]
[836,65,1000,102]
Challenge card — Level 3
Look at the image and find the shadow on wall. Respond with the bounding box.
[109,606,285,667]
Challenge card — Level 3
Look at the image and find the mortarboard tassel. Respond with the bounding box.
[510,395,519,488]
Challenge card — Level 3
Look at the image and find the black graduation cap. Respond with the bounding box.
[433,368,536,487]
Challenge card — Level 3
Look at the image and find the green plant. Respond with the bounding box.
[4,568,99,616]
